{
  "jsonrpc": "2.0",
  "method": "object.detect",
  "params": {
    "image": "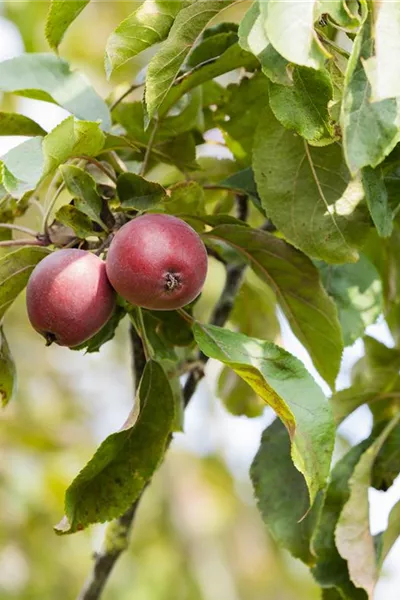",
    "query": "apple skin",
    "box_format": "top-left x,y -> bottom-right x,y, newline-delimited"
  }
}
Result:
26,249 -> 116,347
106,214 -> 208,310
